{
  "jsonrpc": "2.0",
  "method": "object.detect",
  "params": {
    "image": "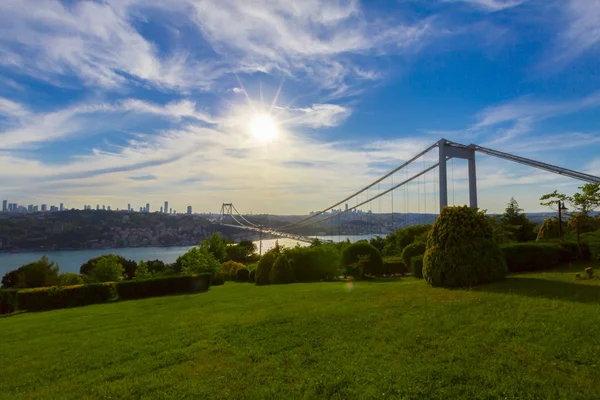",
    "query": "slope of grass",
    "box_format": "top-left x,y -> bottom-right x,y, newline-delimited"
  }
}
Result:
1,264 -> 599,399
